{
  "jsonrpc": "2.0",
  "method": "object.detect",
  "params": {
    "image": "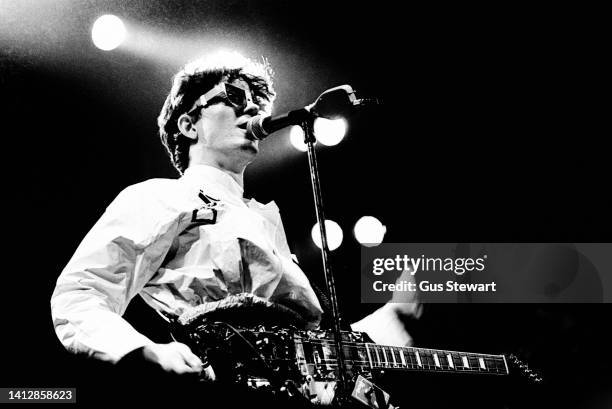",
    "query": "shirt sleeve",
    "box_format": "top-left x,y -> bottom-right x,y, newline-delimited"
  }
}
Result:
50,183 -> 181,363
